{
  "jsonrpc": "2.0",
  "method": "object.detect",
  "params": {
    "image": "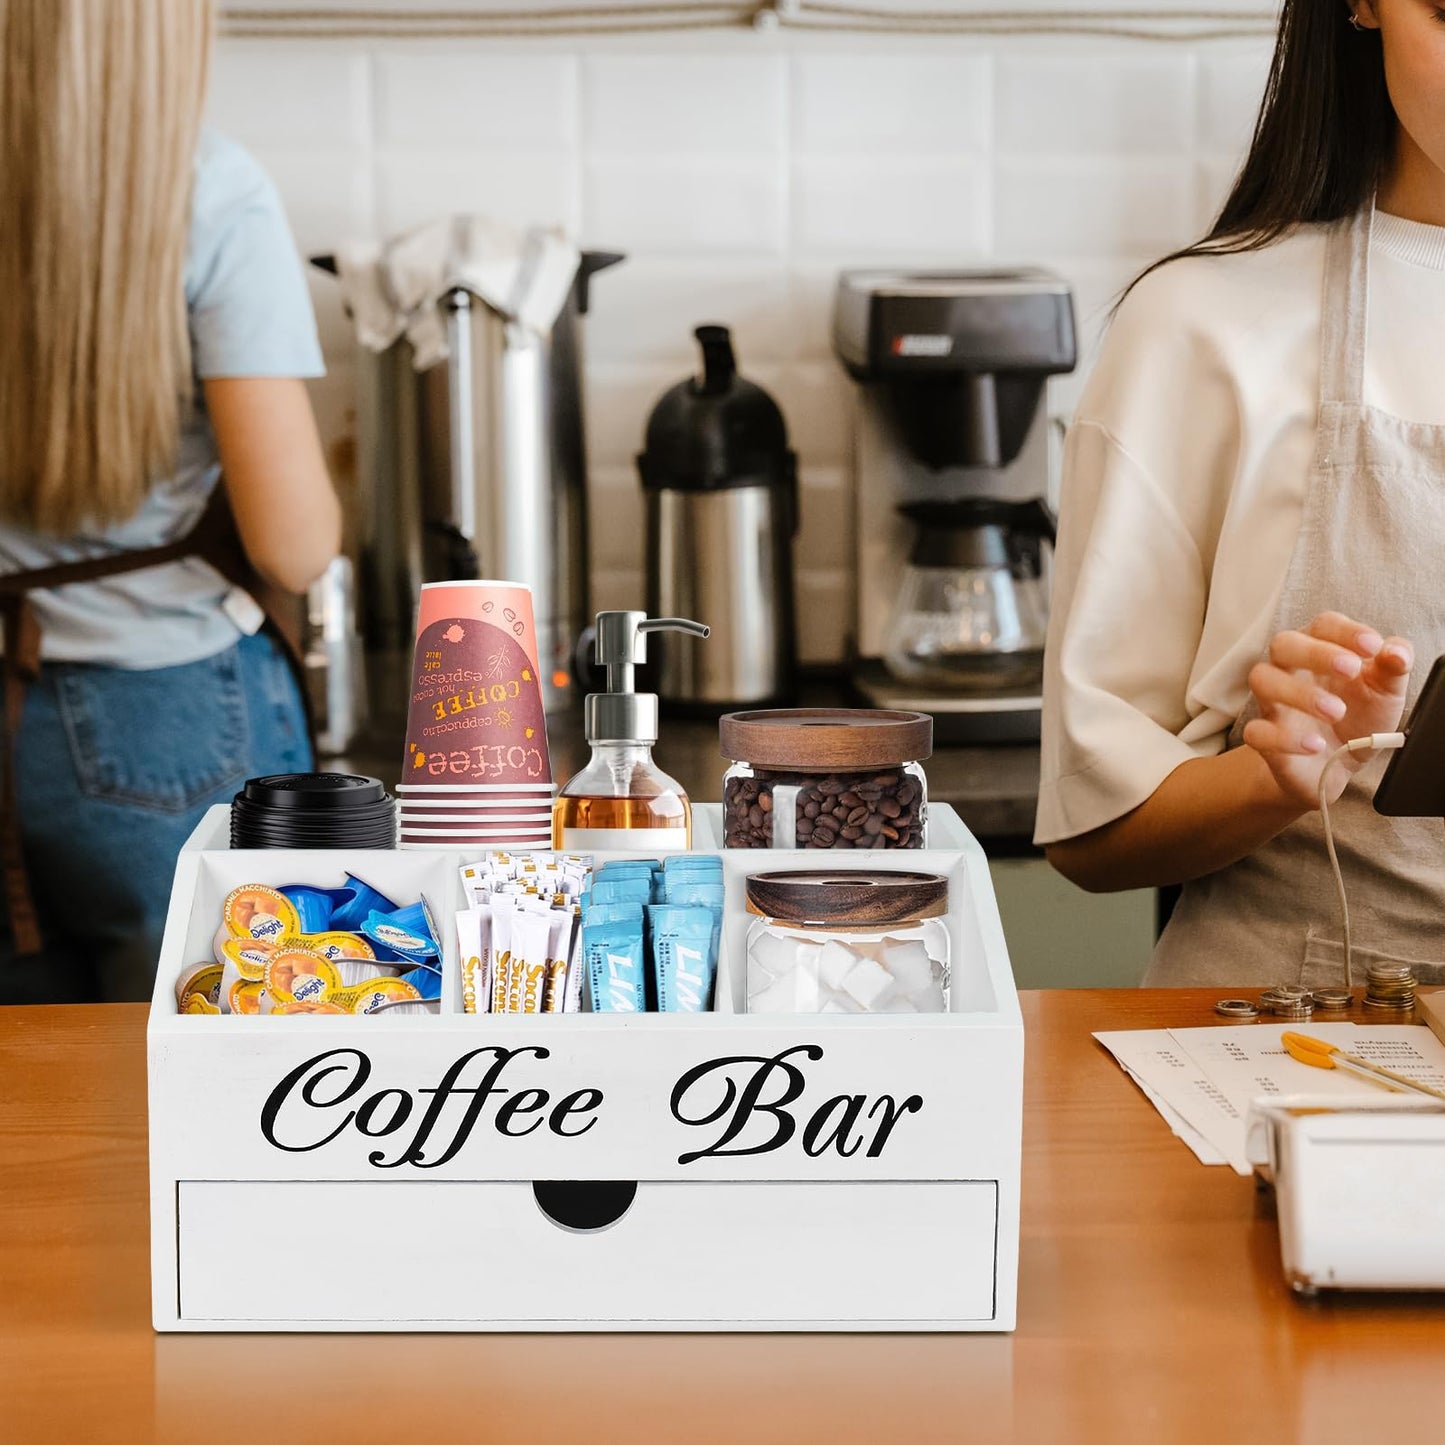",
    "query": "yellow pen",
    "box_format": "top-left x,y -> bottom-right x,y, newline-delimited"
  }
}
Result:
1280,1031 -> 1445,1103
